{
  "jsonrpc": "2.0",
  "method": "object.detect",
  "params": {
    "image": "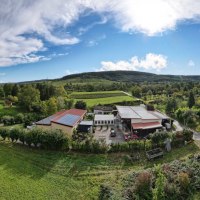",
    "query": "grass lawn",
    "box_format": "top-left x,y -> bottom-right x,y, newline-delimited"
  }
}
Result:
0,105 -> 25,117
0,141 -> 199,200
75,96 -> 135,107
